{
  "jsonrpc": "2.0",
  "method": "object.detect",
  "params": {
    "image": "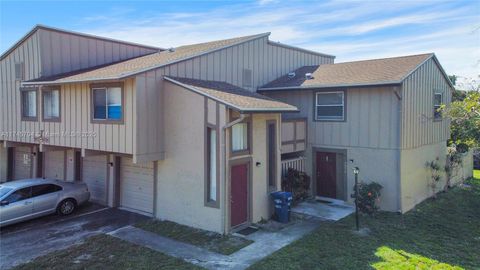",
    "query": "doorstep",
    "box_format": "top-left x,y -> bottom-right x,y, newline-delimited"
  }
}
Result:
291,199 -> 354,221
